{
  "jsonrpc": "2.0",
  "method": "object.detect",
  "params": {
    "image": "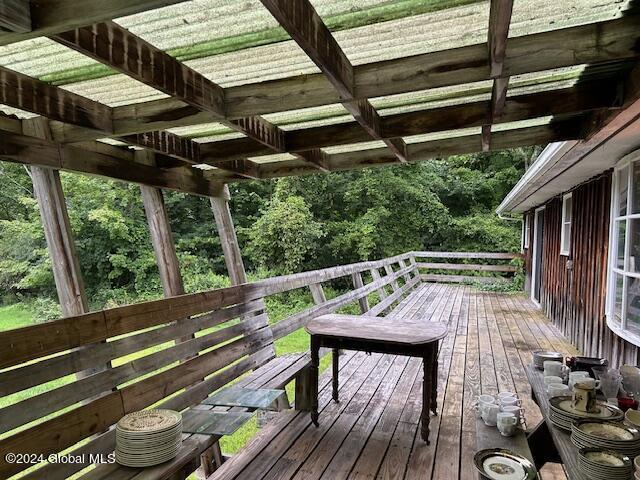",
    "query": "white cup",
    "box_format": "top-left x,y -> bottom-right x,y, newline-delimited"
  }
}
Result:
544,361 -> 569,378
497,412 -> 517,437
501,405 -> 524,426
547,383 -> 570,398
499,396 -> 522,407
474,394 -> 495,418
497,392 -> 517,402
481,403 -> 500,427
544,376 -> 563,386
569,371 -> 589,389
